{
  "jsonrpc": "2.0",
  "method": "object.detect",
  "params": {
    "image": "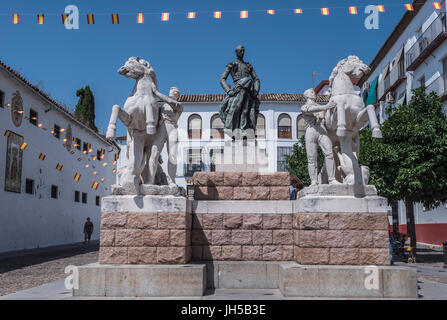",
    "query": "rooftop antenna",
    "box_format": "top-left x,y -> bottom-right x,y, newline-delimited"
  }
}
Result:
312,71 -> 321,88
